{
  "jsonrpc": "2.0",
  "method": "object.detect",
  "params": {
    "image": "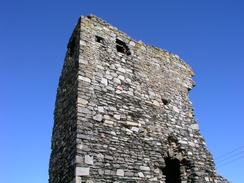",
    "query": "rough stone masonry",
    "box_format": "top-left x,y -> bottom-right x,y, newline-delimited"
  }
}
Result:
49,15 -> 229,183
